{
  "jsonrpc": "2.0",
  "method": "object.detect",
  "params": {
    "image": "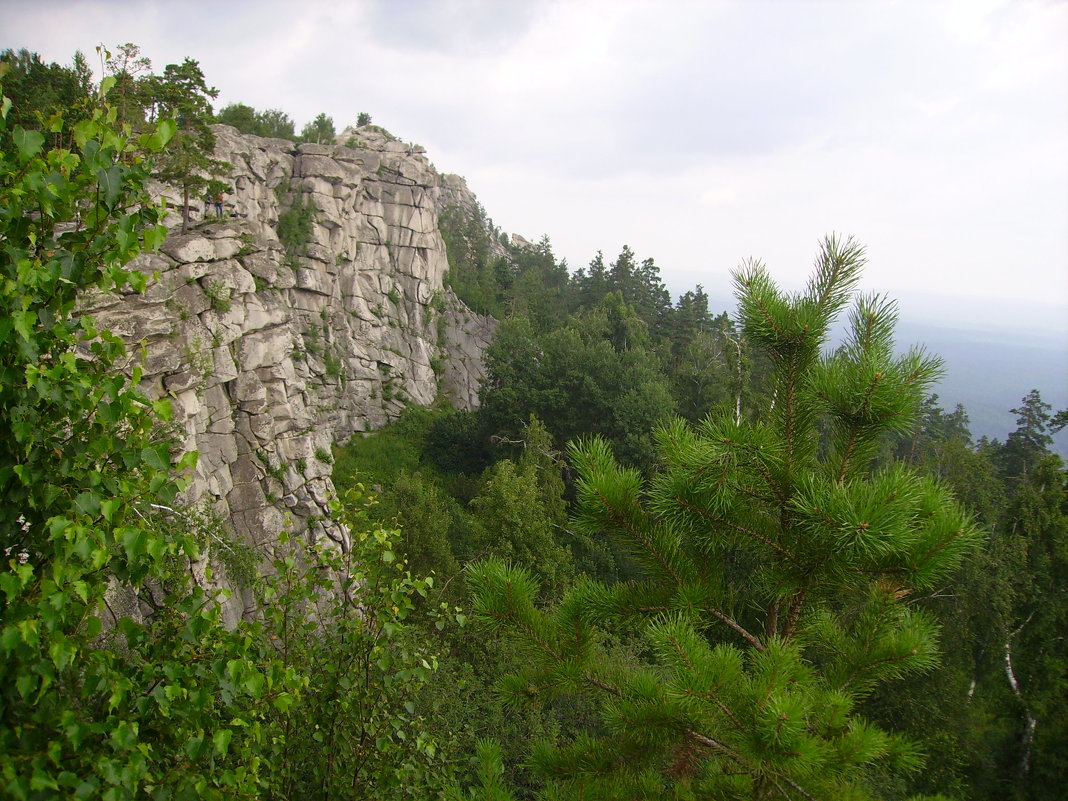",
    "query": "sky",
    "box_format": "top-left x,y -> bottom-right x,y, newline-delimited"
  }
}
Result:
5,0 -> 1068,335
